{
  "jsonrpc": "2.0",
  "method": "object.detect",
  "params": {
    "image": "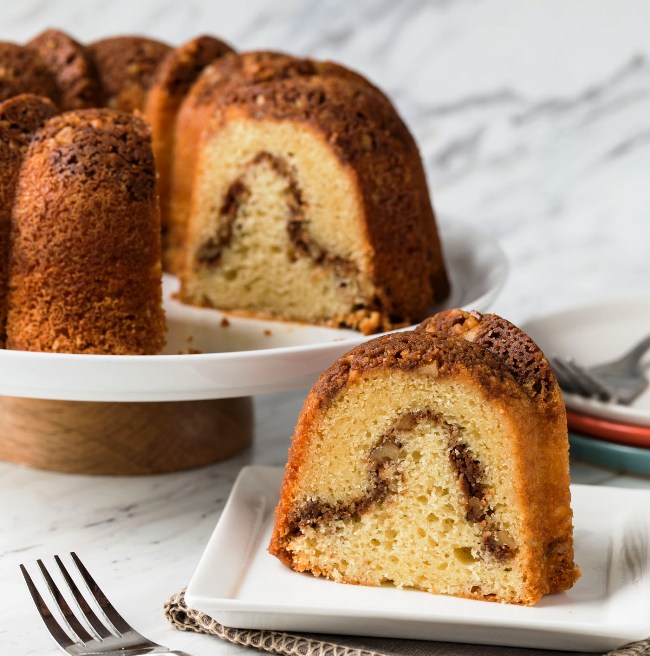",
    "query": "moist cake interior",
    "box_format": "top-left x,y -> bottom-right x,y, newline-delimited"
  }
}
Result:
281,369 -> 531,601
184,119 -> 379,330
